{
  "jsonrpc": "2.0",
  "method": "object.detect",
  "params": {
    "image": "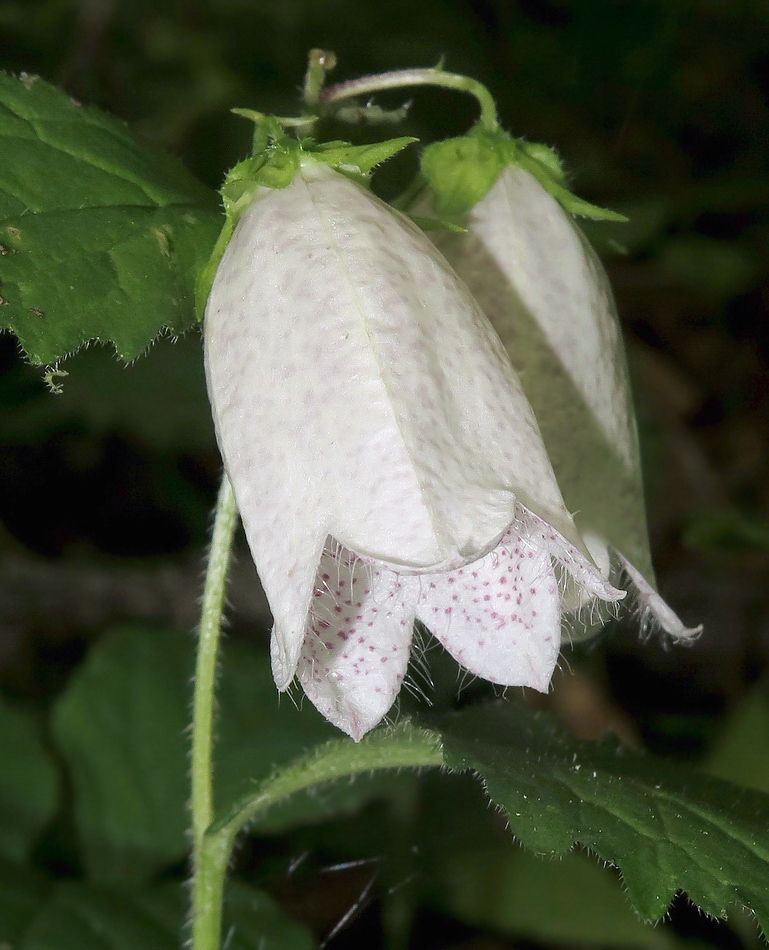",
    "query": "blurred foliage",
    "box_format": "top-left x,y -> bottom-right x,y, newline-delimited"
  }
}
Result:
1,0 -> 769,947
